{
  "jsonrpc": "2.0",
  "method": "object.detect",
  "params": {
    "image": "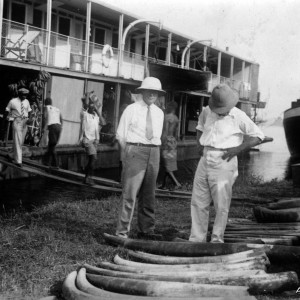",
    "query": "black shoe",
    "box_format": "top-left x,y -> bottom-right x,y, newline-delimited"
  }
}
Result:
137,232 -> 163,241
